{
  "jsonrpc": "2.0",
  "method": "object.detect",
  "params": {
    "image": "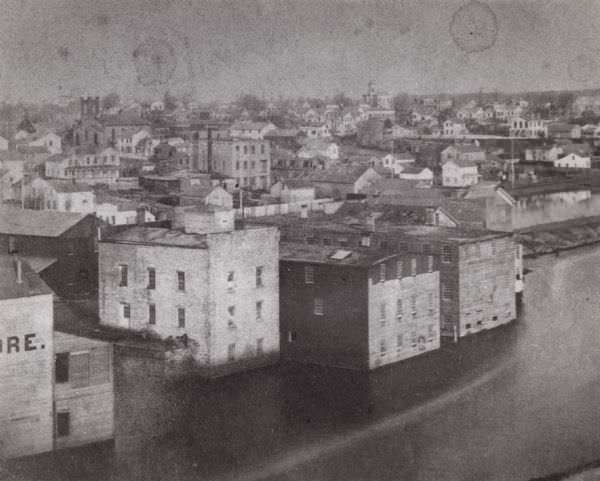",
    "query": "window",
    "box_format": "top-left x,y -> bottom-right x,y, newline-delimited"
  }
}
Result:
442,245 -> 453,263
119,265 -> 128,287
397,334 -> 404,350
314,298 -> 324,316
256,301 -> 263,320
398,242 -> 408,252
56,411 -> 70,437
442,284 -> 453,301
256,266 -> 264,287
177,308 -> 186,328
147,267 -> 156,289
177,271 -> 185,291
304,266 -> 314,284
306,237 -> 316,245
122,303 -> 131,319
322,238 -> 331,246
251,145 -> 256,154
396,299 -> 403,320
491,241 -> 497,256
380,303 -> 386,324
256,338 -> 264,356
261,144 -> 265,154
422,243 -> 432,254
428,292 -> 434,313
427,256 -> 434,273
8,236 -> 16,254
380,339 -> 386,357
55,353 -> 69,383
360,235 -> 371,247
379,263 -> 386,282
228,343 -> 236,362
411,258 -> 417,277
396,260 -> 403,278
236,161 -> 240,171
411,295 -> 417,315
288,331 -> 297,342
149,304 -> 156,324
227,305 -> 236,328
